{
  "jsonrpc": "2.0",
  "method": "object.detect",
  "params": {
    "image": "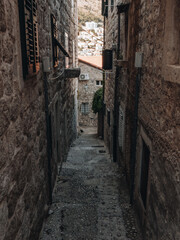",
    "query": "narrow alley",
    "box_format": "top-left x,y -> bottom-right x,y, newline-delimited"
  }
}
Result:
40,128 -> 142,240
